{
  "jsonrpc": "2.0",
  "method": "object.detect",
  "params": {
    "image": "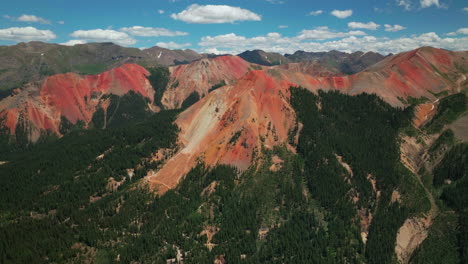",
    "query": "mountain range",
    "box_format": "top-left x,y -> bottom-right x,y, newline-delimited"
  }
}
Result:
0,43 -> 467,264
